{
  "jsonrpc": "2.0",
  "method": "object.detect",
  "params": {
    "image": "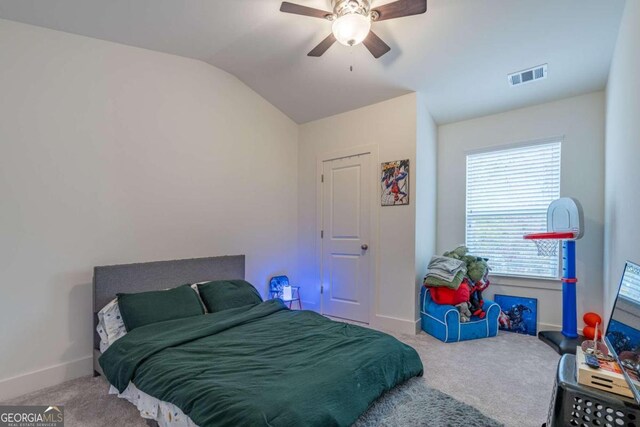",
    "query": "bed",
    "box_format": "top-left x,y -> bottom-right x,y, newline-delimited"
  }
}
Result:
93,255 -> 423,427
